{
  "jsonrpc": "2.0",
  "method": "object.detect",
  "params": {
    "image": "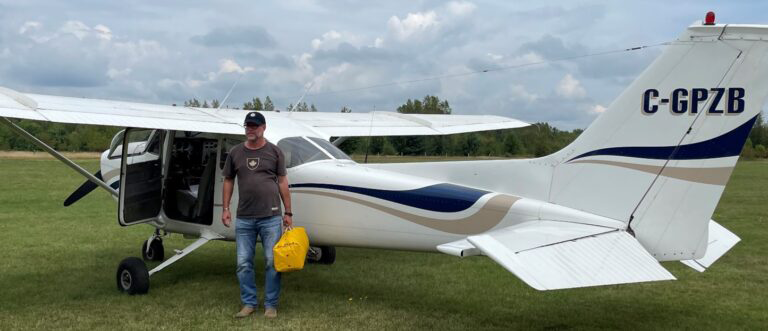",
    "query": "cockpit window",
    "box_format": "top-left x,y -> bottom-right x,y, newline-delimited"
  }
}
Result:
107,130 -> 126,159
108,129 -> 155,159
307,137 -> 352,160
277,137 -> 330,168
